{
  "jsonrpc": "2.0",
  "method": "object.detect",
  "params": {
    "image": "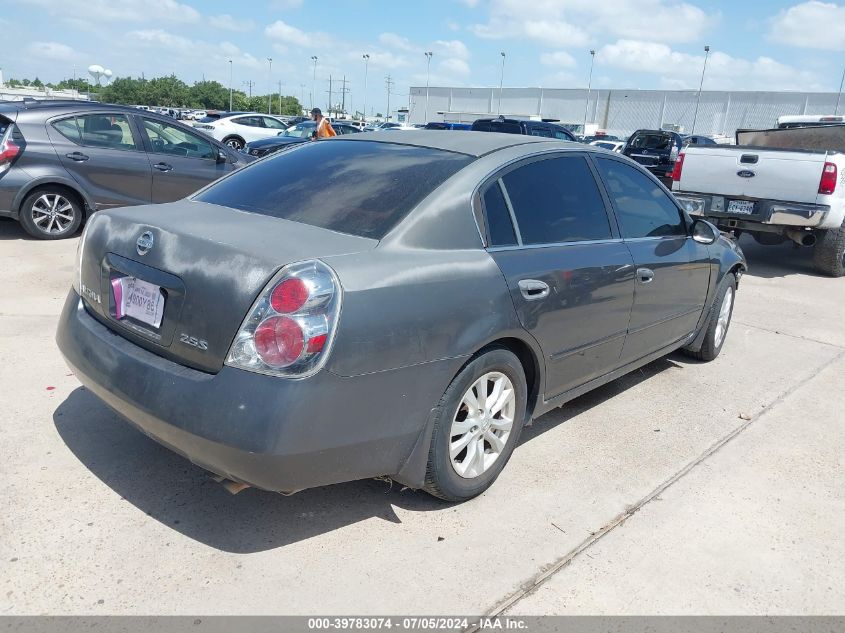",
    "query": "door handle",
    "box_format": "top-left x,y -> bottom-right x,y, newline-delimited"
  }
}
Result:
65,152 -> 89,162
518,279 -> 550,301
636,268 -> 655,284
153,162 -> 173,172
